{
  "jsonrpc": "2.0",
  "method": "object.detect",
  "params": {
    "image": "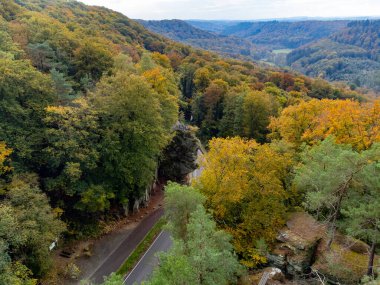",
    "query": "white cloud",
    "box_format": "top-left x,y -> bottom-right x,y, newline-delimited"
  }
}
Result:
78,0 -> 380,20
